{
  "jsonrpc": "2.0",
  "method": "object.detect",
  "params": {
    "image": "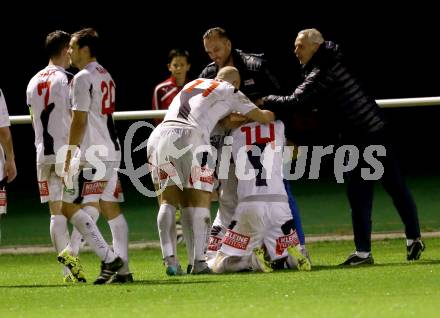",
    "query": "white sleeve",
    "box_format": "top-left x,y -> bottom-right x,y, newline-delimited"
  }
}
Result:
71,72 -> 92,112
228,89 -> 257,115
26,83 -> 32,106
0,89 -> 11,127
